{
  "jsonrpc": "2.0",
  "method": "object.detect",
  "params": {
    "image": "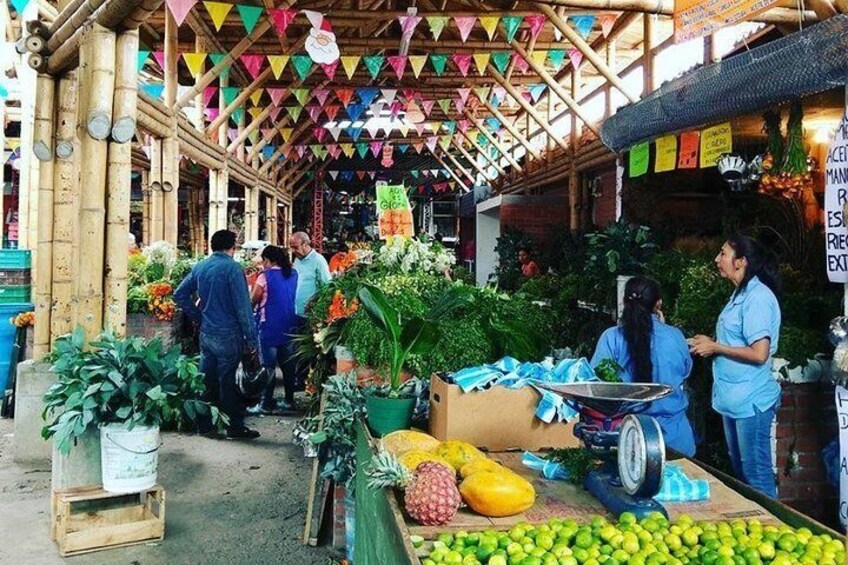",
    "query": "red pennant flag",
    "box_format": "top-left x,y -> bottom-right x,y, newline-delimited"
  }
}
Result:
390,101 -> 402,120
356,171 -> 367,180
599,13 -> 620,38
452,54 -> 472,77
387,55 -> 407,80
267,88 -> 287,106
321,59 -> 339,81
325,104 -> 341,122
269,8 -> 297,35
240,54 -> 265,79
525,14 -> 546,40
335,88 -> 355,108
402,88 -> 418,101
203,86 -> 217,106
313,127 -> 327,142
